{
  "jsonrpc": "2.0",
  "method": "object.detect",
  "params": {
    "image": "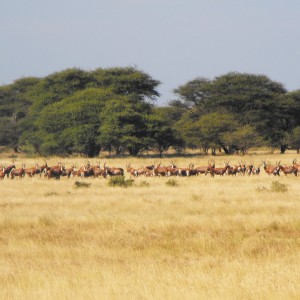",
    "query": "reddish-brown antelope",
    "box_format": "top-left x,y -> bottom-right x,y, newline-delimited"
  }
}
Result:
292,159 -> 300,175
194,160 -> 215,176
153,163 -> 168,177
279,162 -> 297,176
23,162 -> 40,178
62,163 -> 77,178
45,162 -> 65,180
35,160 -> 48,177
10,163 -> 26,179
104,162 -> 124,177
0,166 -> 5,180
126,163 -> 139,178
226,163 -> 240,176
3,162 -> 16,178
210,161 -> 230,177
262,160 -> 280,176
